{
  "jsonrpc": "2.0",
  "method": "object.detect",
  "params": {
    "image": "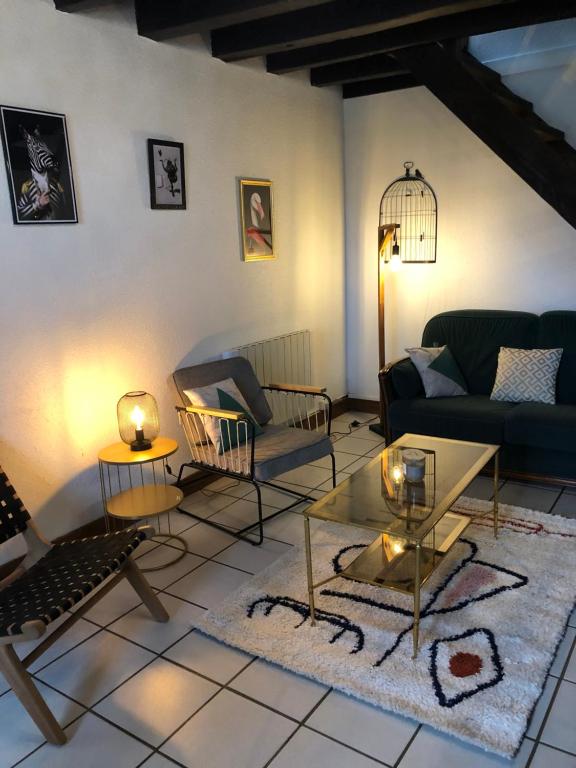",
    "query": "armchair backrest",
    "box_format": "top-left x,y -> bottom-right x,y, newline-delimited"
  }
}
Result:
172,356 -> 273,425
0,467 -> 30,544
